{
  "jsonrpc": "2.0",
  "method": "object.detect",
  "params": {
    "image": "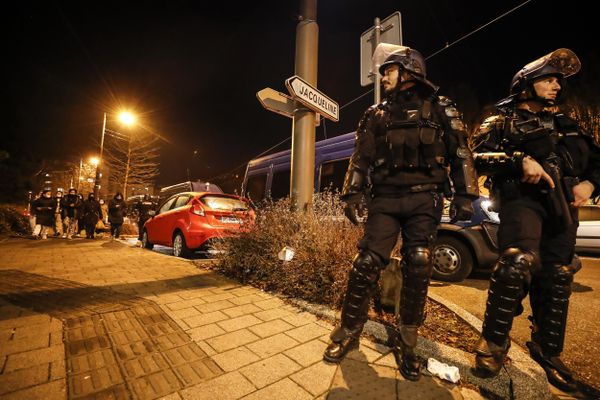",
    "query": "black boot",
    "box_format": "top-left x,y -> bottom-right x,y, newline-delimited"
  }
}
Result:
473,336 -> 510,378
526,341 -> 577,392
323,326 -> 359,363
323,251 -> 382,363
395,325 -> 421,381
